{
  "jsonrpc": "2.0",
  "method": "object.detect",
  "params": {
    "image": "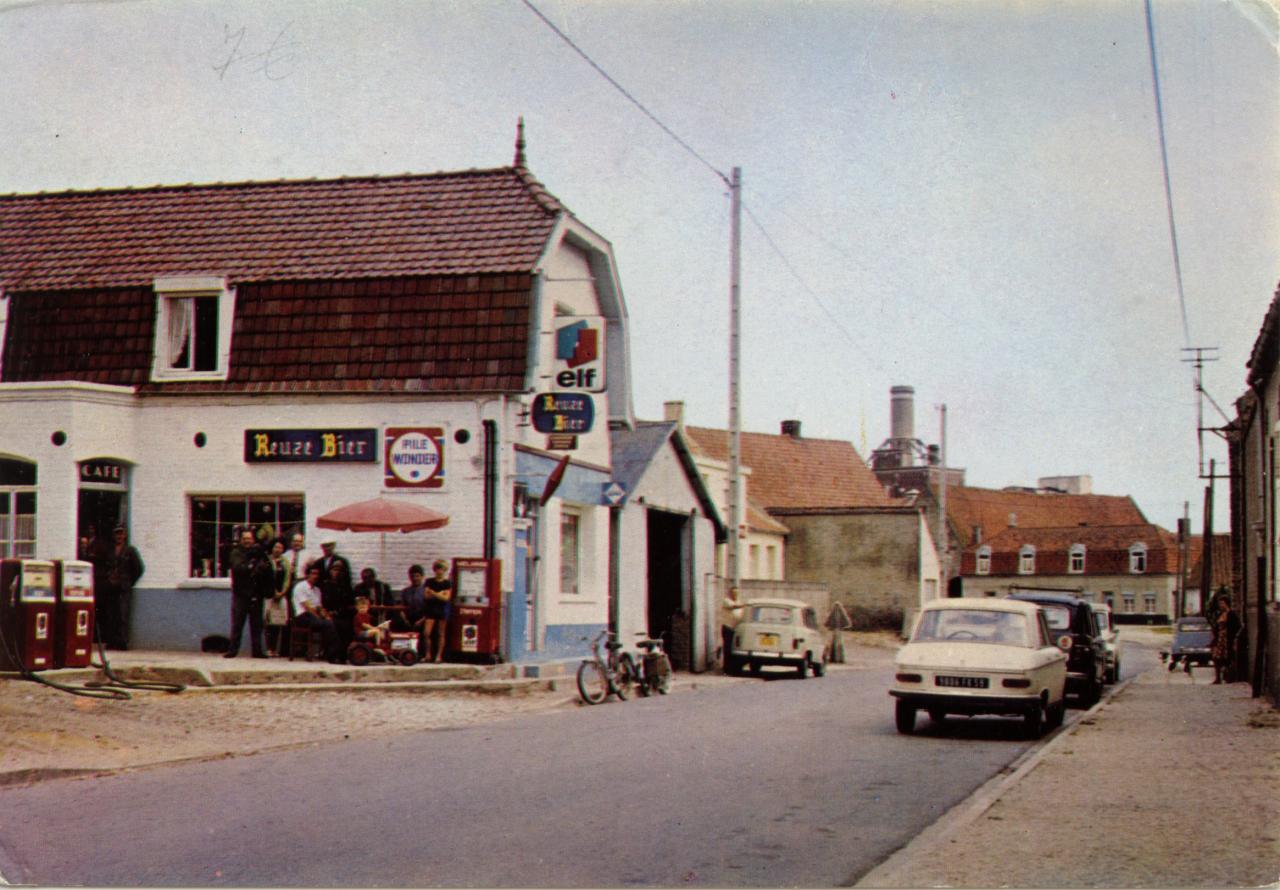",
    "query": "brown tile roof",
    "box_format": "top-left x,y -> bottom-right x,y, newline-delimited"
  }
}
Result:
1188,533 -> 1232,590
747,502 -> 789,535
3,274 -> 533,393
684,426 -> 892,511
945,485 -> 1147,548
964,523 -> 1186,576
0,167 -> 563,291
